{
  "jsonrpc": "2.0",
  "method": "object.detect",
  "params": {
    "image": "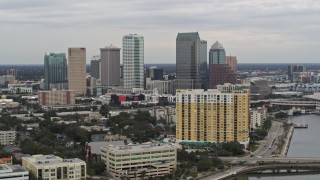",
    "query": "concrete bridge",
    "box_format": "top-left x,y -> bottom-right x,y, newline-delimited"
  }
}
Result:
220,157 -> 320,163
270,99 -> 317,107
200,157 -> 320,180
237,163 -> 320,174
212,163 -> 320,180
